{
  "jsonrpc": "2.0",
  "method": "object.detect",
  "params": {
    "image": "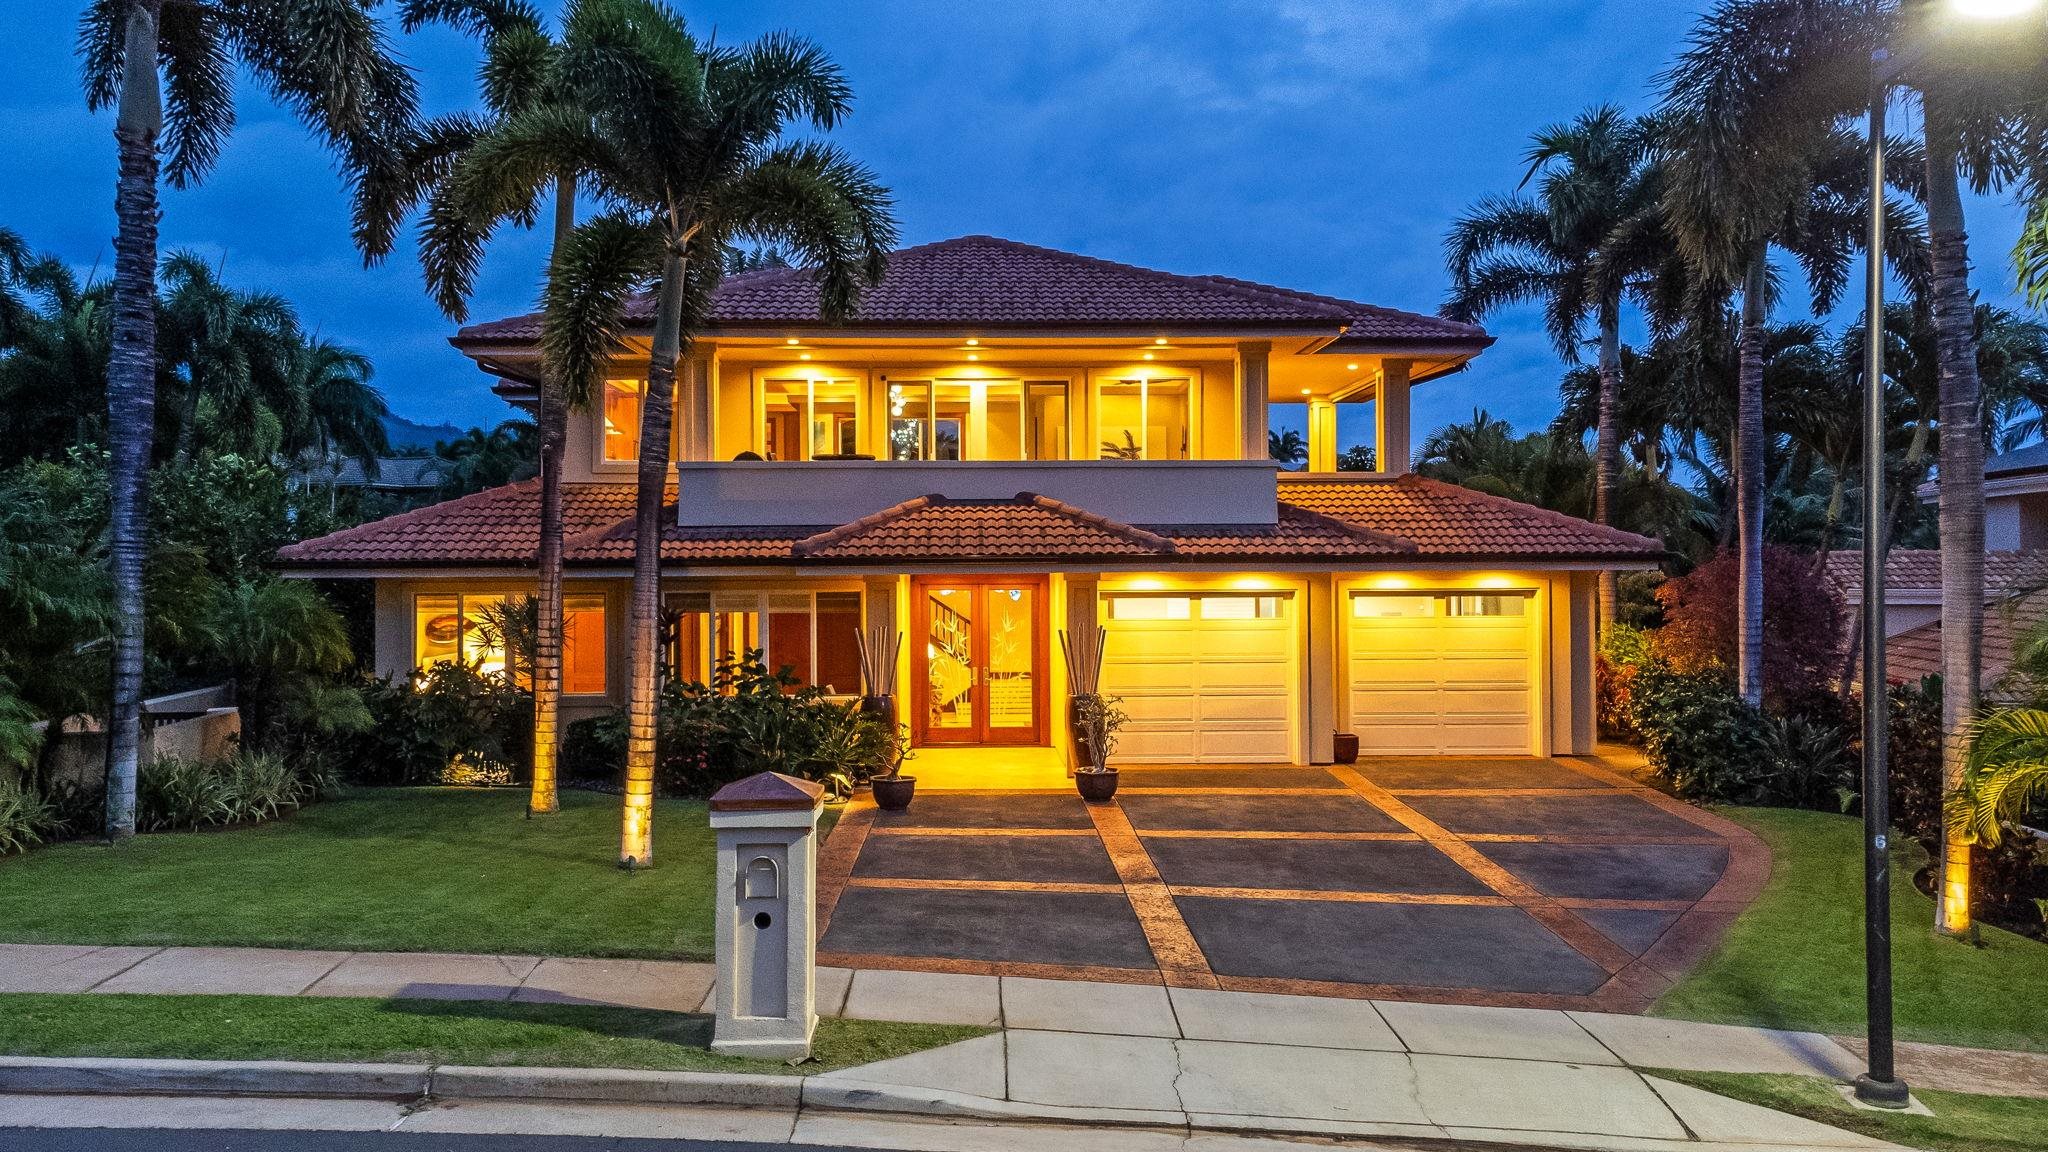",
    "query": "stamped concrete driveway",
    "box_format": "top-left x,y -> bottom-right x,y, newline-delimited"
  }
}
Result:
815,756 -> 1767,1012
